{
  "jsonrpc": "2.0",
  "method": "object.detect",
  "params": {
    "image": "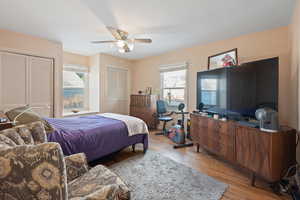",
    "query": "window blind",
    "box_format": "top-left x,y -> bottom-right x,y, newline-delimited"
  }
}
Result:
64,65 -> 89,73
107,66 -> 128,100
159,62 -> 188,72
